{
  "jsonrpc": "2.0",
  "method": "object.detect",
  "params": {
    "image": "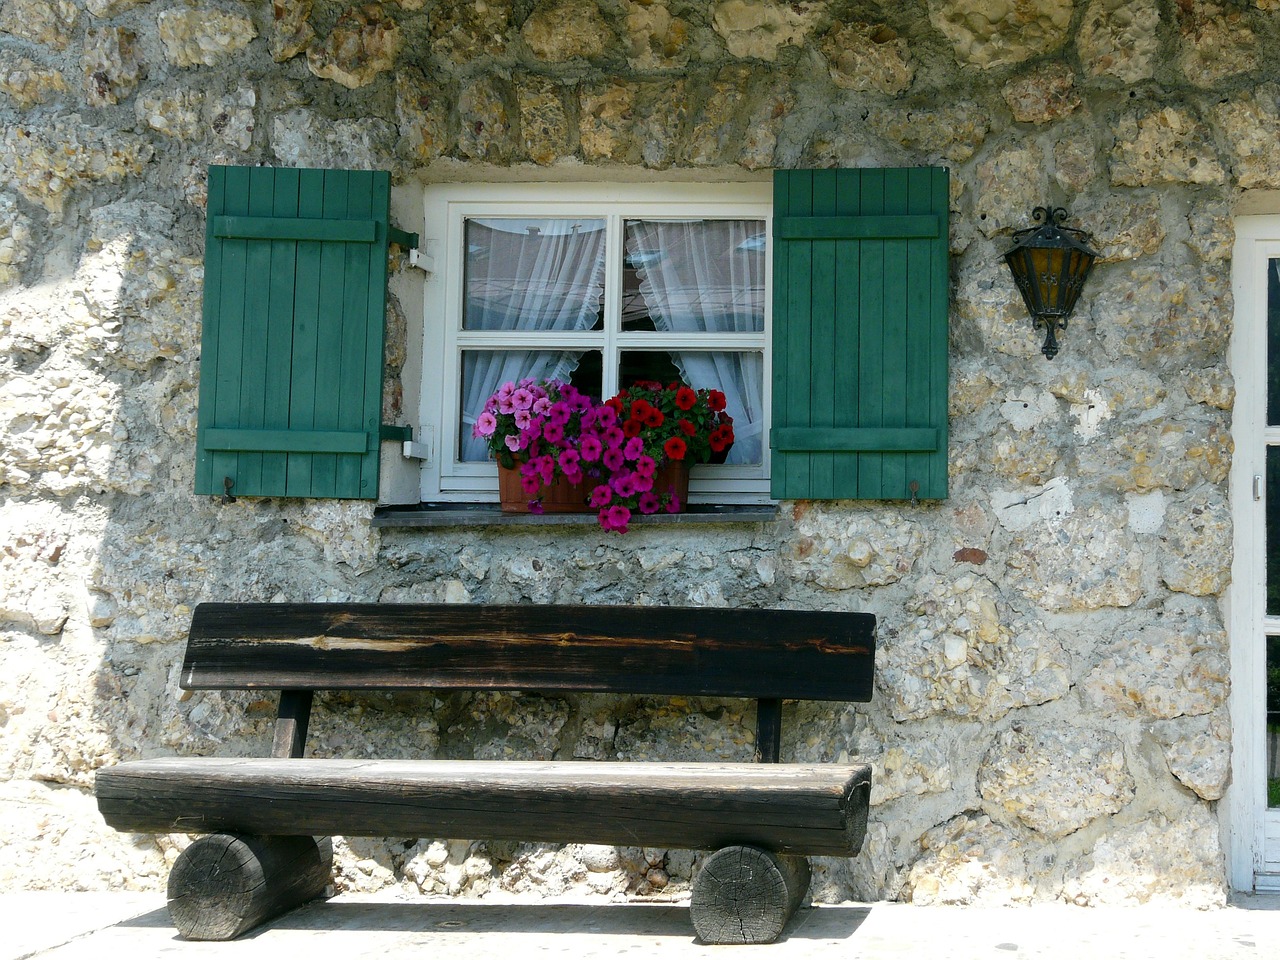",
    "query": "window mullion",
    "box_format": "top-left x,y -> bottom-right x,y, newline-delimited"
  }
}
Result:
602,212 -> 624,399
